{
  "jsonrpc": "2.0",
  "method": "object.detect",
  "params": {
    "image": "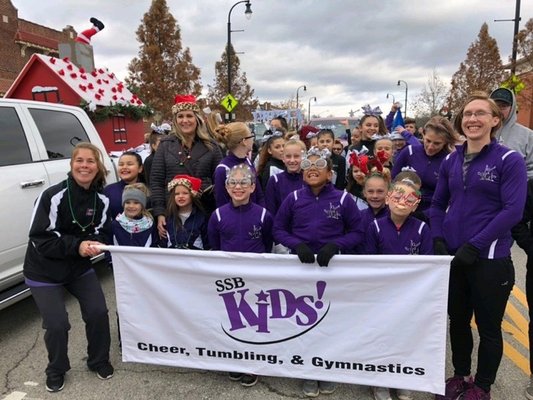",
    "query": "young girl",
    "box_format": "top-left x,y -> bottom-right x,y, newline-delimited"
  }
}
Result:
104,151 -> 145,218
358,111 -> 388,154
374,137 -> 394,168
264,139 -> 306,216
273,148 -> 363,397
366,178 -> 432,400
346,151 -> 370,210
161,174 -> 209,250
208,164 -> 273,387
257,131 -> 286,190
214,122 -> 265,208
317,129 -> 346,190
111,183 -> 157,247
144,128 -> 165,185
